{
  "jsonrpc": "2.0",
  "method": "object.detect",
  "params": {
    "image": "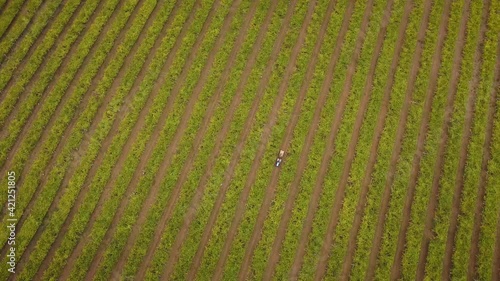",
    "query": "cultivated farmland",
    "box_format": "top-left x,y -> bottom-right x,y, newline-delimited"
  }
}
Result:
0,0 -> 499,280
